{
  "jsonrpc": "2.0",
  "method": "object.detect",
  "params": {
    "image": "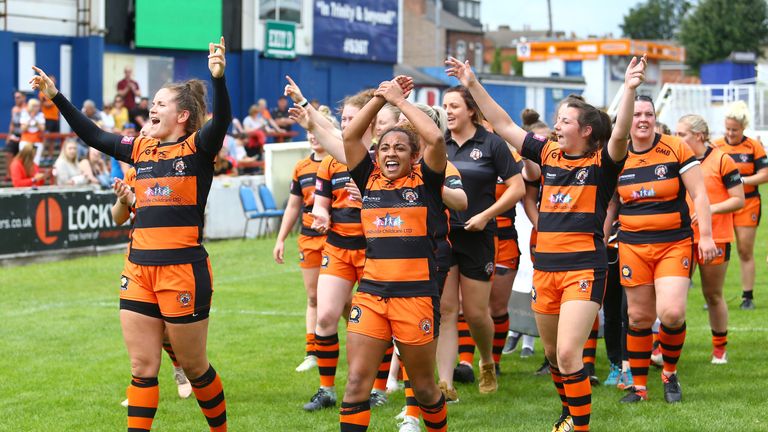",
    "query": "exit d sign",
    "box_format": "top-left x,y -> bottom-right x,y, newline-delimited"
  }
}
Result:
265,20 -> 296,59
